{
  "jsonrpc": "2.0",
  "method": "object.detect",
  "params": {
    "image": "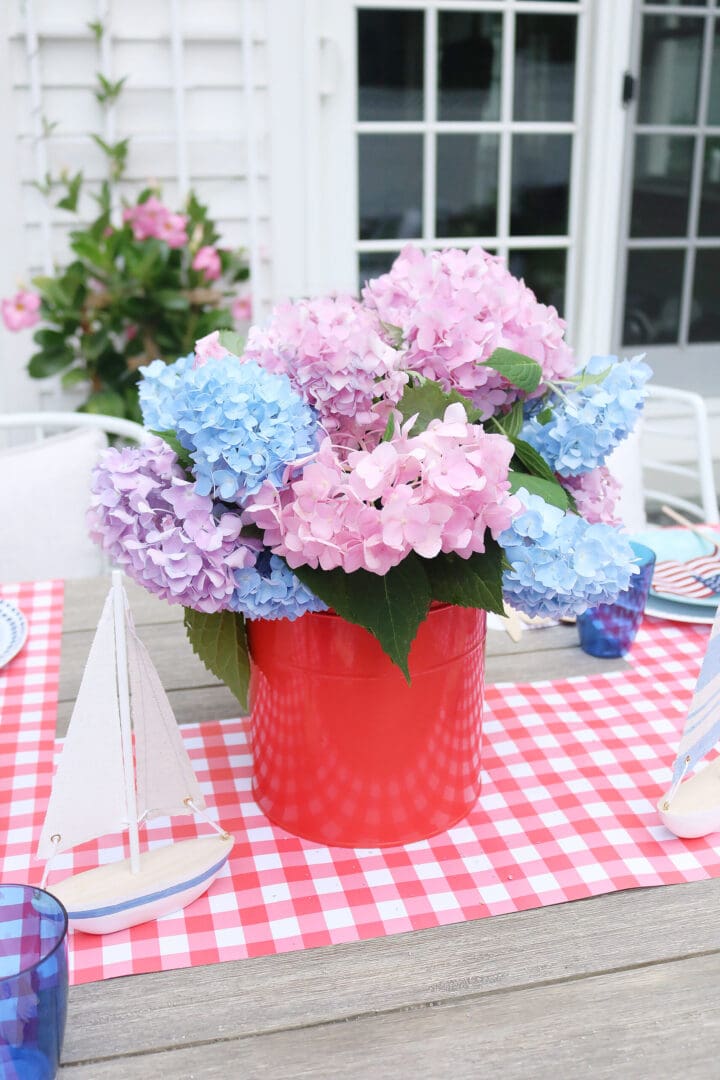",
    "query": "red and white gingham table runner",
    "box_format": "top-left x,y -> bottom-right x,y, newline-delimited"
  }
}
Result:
0,581 -> 63,883
2,584 -> 719,986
